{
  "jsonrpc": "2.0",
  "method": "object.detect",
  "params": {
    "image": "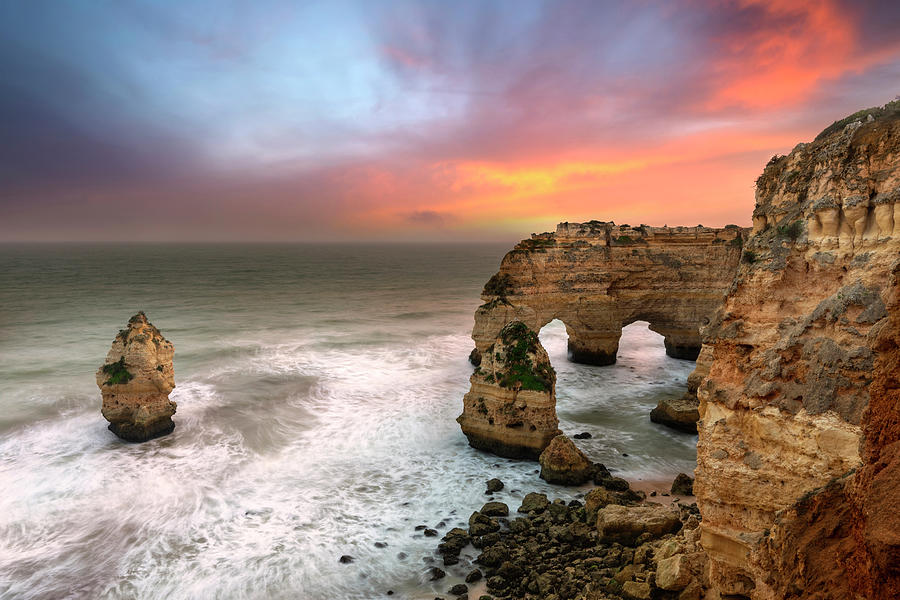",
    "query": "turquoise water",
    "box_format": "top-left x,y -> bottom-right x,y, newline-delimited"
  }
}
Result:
0,244 -> 696,599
